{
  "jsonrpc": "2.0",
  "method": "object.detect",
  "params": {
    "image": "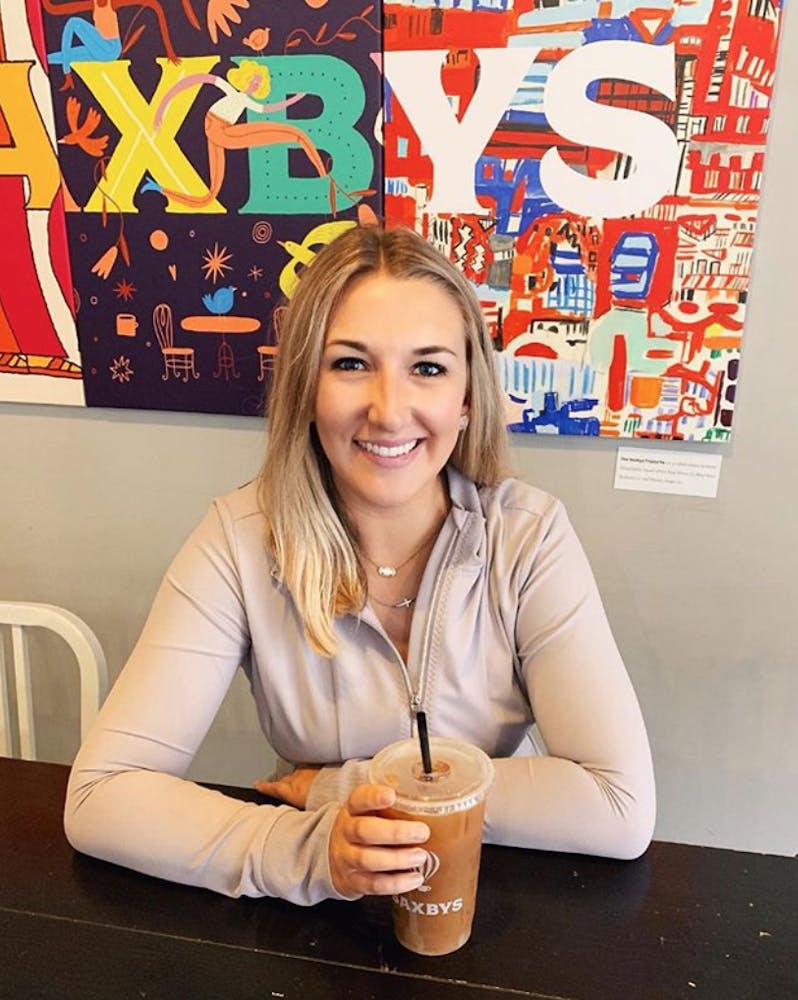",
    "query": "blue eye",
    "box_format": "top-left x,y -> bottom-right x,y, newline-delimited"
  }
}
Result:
331,357 -> 366,371
414,361 -> 446,377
